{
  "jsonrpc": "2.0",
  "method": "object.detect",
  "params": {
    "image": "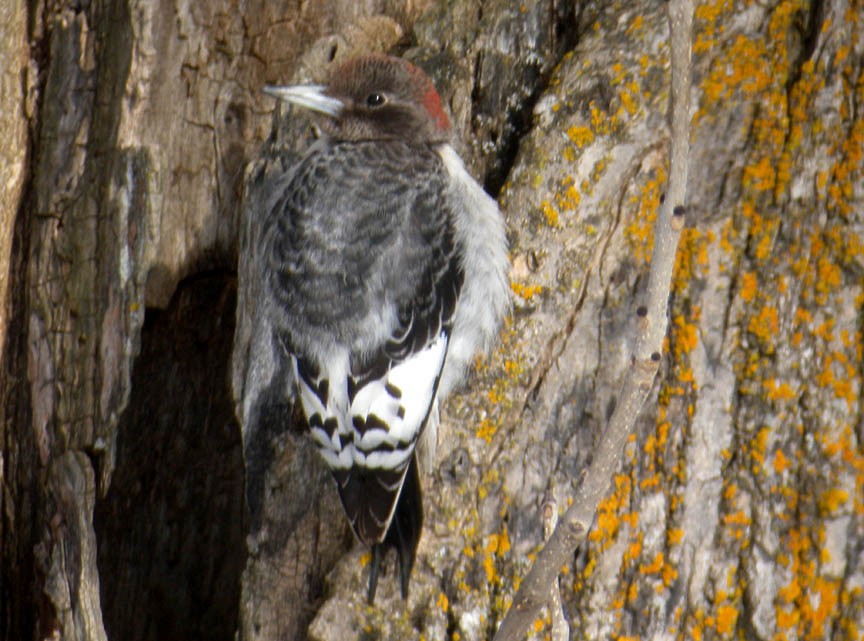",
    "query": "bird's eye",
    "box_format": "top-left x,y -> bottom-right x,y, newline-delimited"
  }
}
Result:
365,93 -> 386,108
